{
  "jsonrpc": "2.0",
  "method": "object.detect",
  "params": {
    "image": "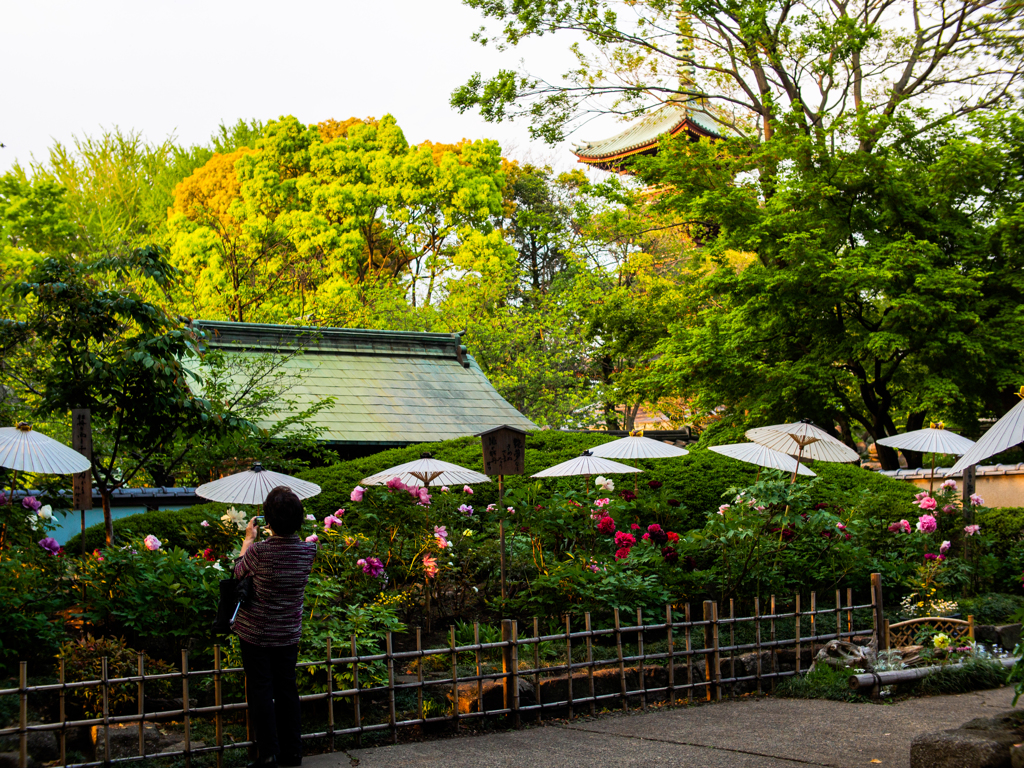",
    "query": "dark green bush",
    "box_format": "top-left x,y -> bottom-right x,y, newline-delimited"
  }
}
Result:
66,503 -> 230,553
0,548 -> 76,674
916,657 -> 1008,695
775,663 -> 869,702
957,592 -> 1024,624
60,635 -> 177,717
